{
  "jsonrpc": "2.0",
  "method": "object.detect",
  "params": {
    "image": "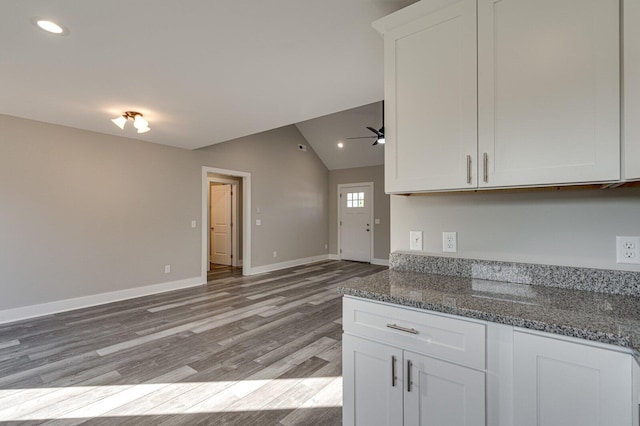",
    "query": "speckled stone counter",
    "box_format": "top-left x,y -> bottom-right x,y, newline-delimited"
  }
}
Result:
337,268 -> 640,354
